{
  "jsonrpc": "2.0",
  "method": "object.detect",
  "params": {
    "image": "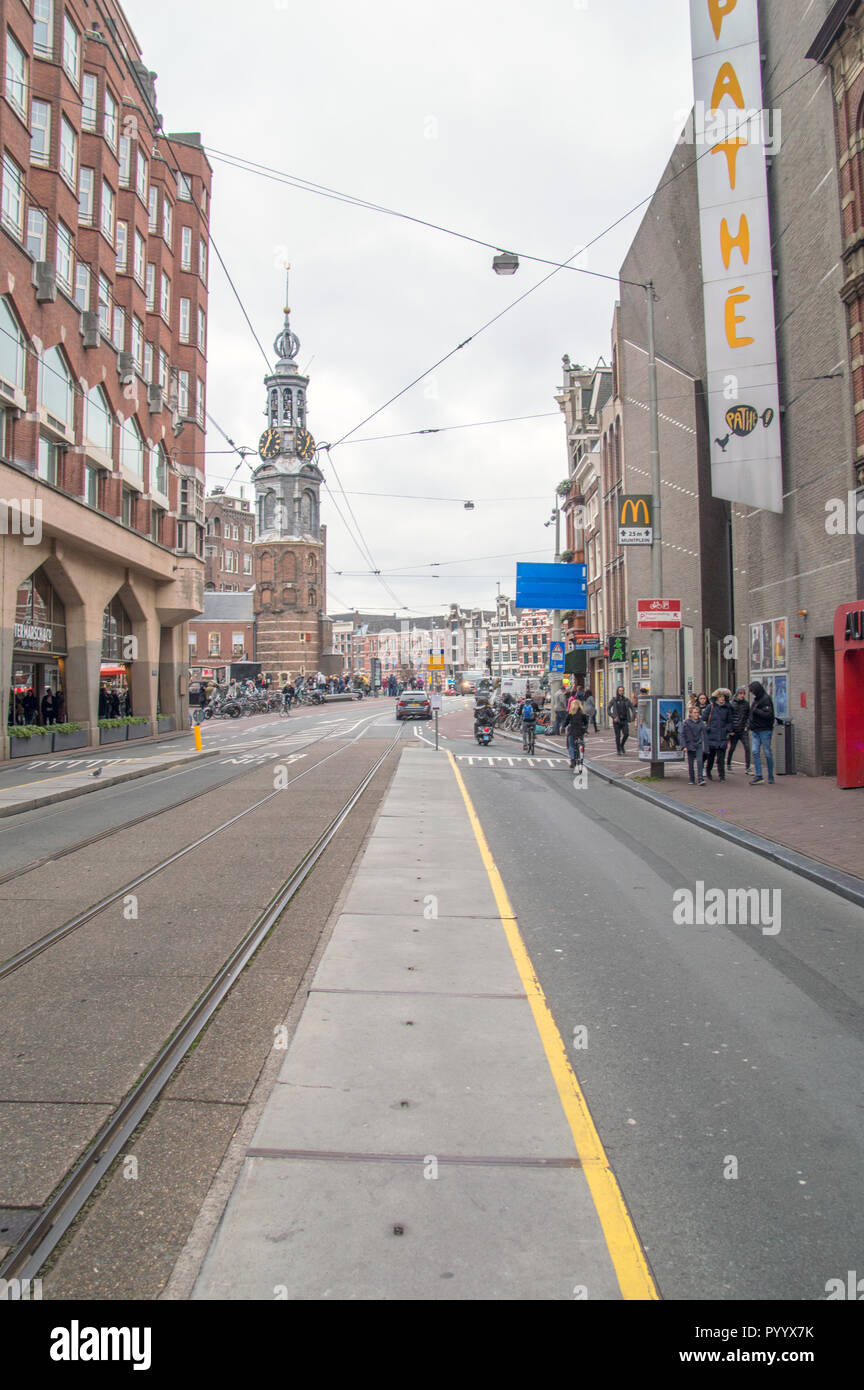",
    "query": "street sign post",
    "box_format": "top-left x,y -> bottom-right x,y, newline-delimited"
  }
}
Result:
637,599 -> 682,629
549,640 -> 565,673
